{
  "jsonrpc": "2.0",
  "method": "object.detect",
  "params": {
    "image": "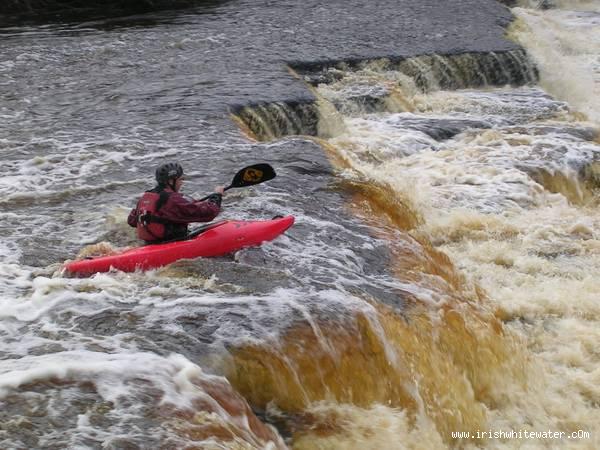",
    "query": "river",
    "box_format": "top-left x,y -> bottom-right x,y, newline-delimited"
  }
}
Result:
0,0 -> 598,449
